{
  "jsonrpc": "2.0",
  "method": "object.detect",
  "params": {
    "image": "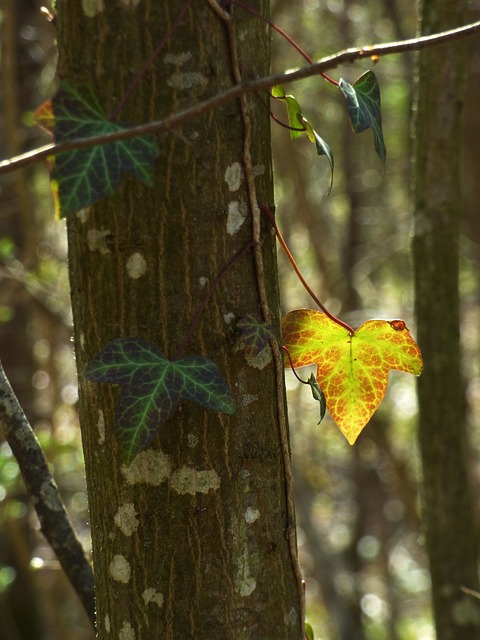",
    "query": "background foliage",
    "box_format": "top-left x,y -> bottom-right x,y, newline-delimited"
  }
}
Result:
0,0 -> 479,638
